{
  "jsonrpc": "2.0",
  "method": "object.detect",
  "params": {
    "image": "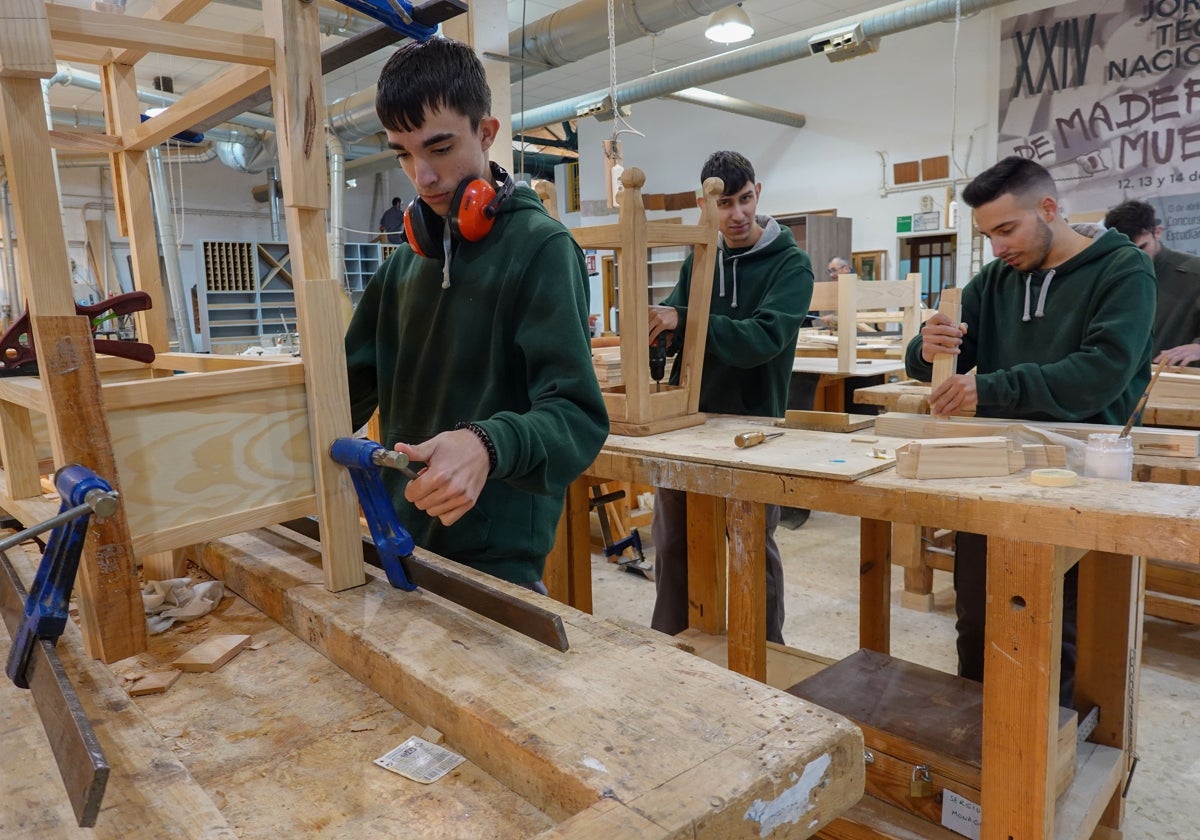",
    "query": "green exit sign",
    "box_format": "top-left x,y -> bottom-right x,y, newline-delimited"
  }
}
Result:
896,215 -> 912,233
